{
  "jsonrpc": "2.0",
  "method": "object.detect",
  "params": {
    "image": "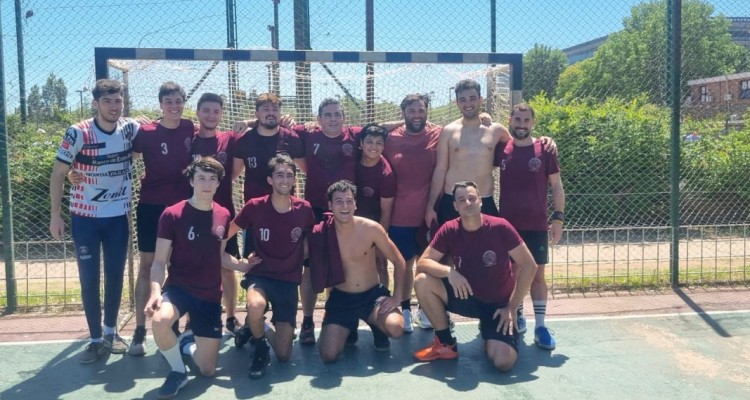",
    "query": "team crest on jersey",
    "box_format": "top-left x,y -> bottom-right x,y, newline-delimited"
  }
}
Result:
482,250 -> 497,267
216,151 -> 228,165
78,246 -> 92,260
291,227 -> 303,242
363,187 -> 375,197
342,143 -> 354,156
215,225 -> 226,240
528,158 -> 541,172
